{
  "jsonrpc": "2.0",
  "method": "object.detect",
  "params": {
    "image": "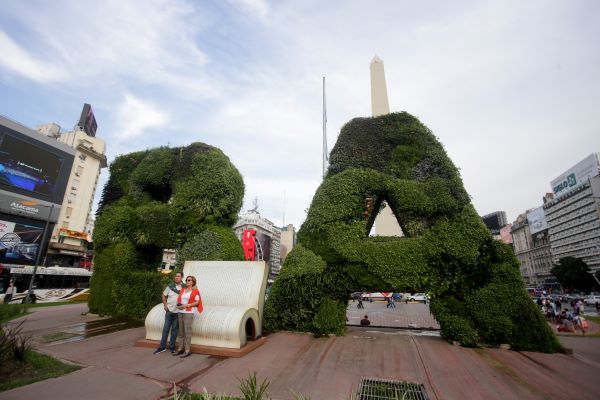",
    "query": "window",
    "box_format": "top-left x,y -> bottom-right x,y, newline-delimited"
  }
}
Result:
68,193 -> 76,203
62,221 -> 69,228
65,207 -> 73,217
76,165 -> 83,176
72,179 -> 80,190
